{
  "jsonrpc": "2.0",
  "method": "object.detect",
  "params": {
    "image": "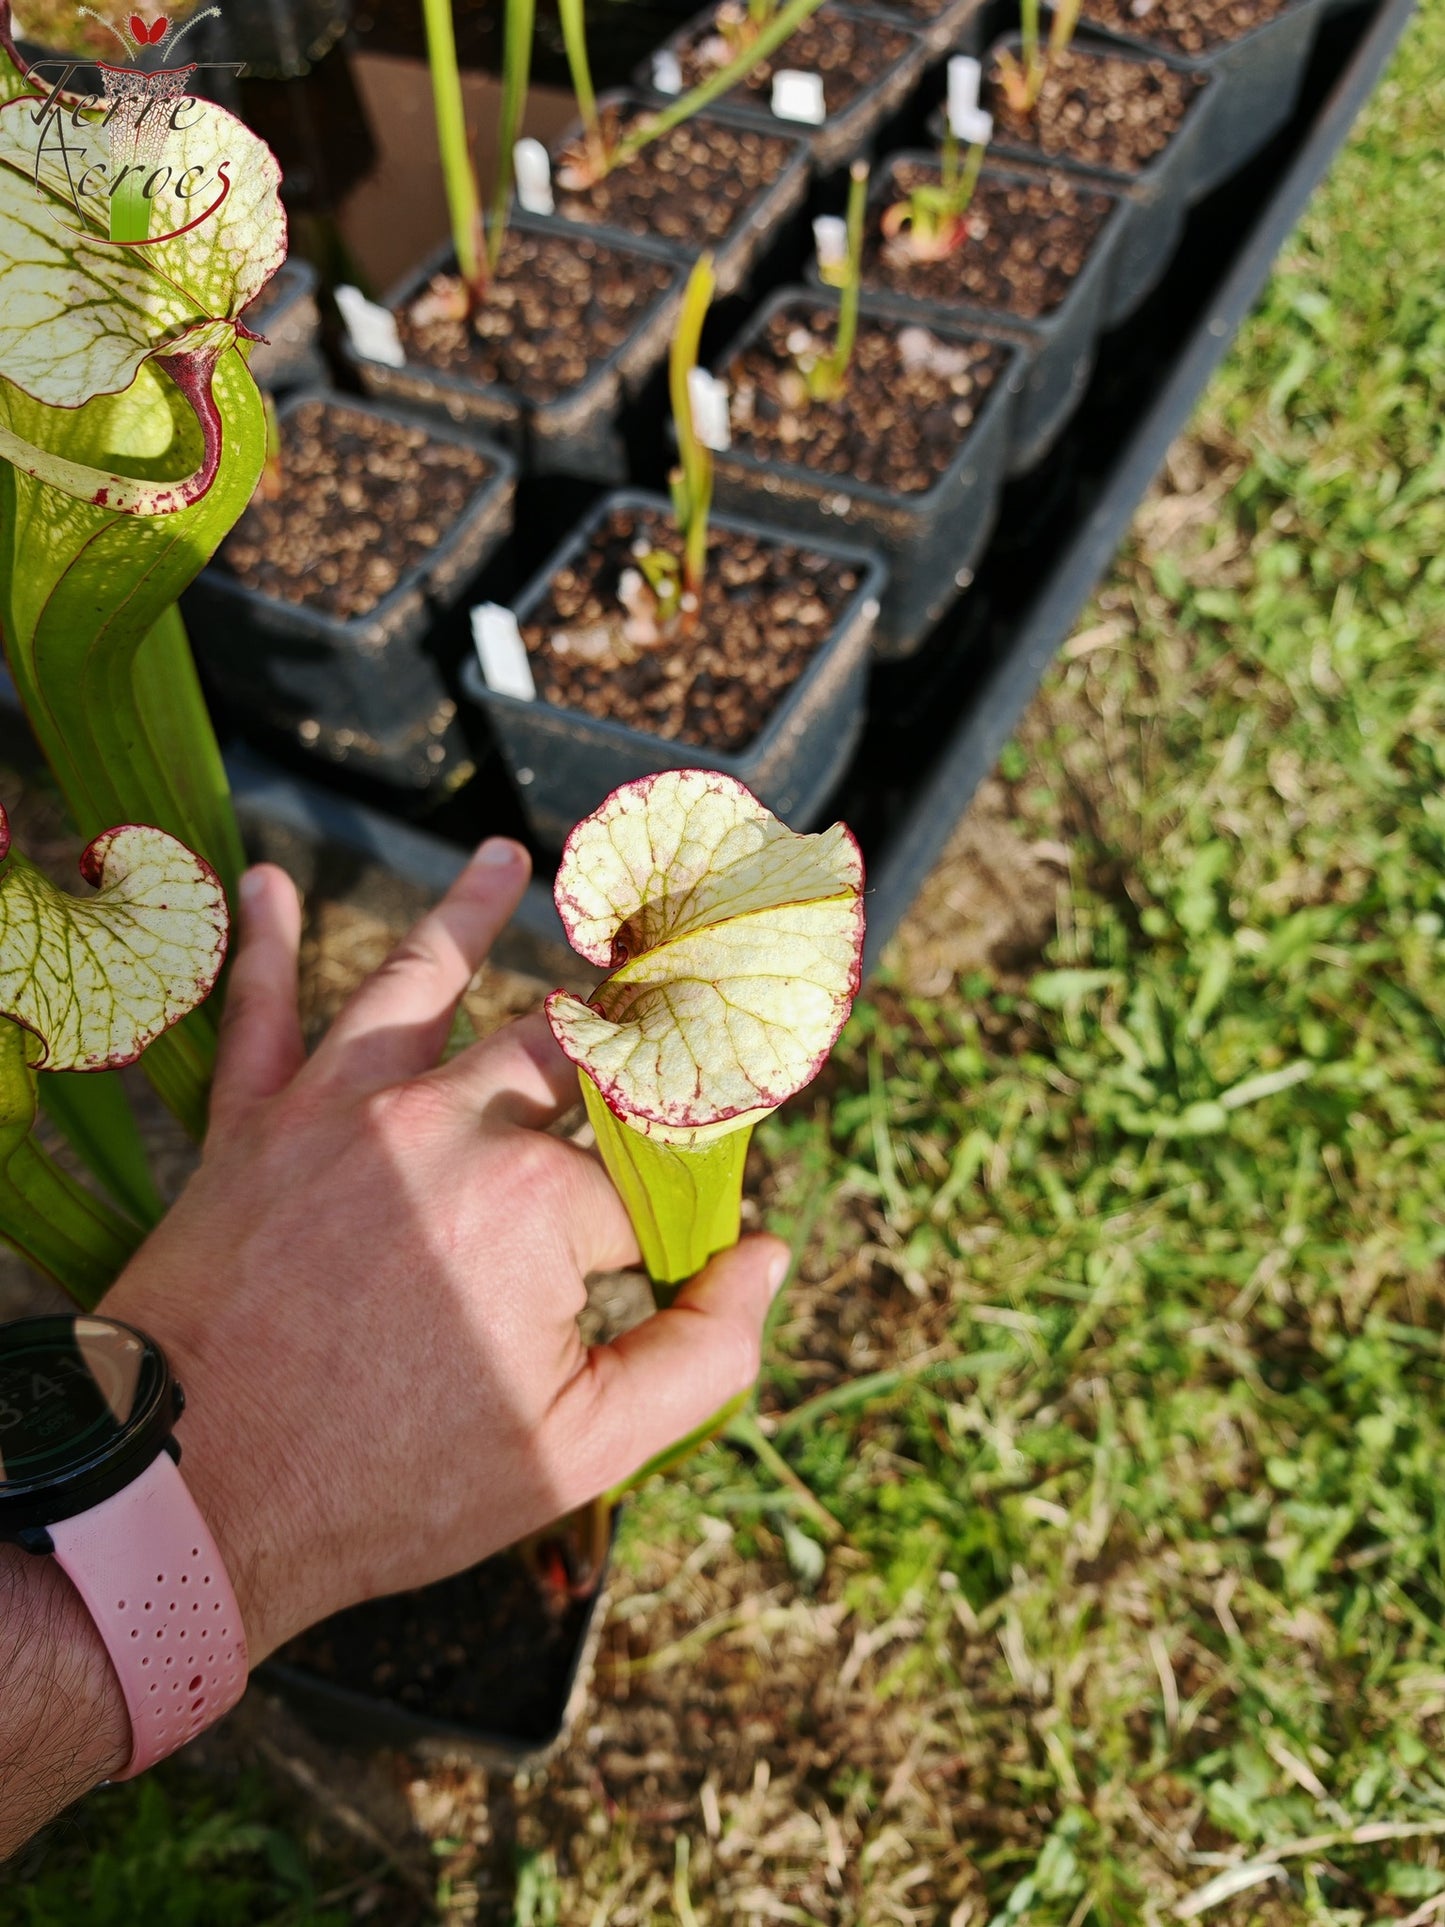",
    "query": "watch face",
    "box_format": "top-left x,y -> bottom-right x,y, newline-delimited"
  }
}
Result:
0,1317 -> 168,1506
